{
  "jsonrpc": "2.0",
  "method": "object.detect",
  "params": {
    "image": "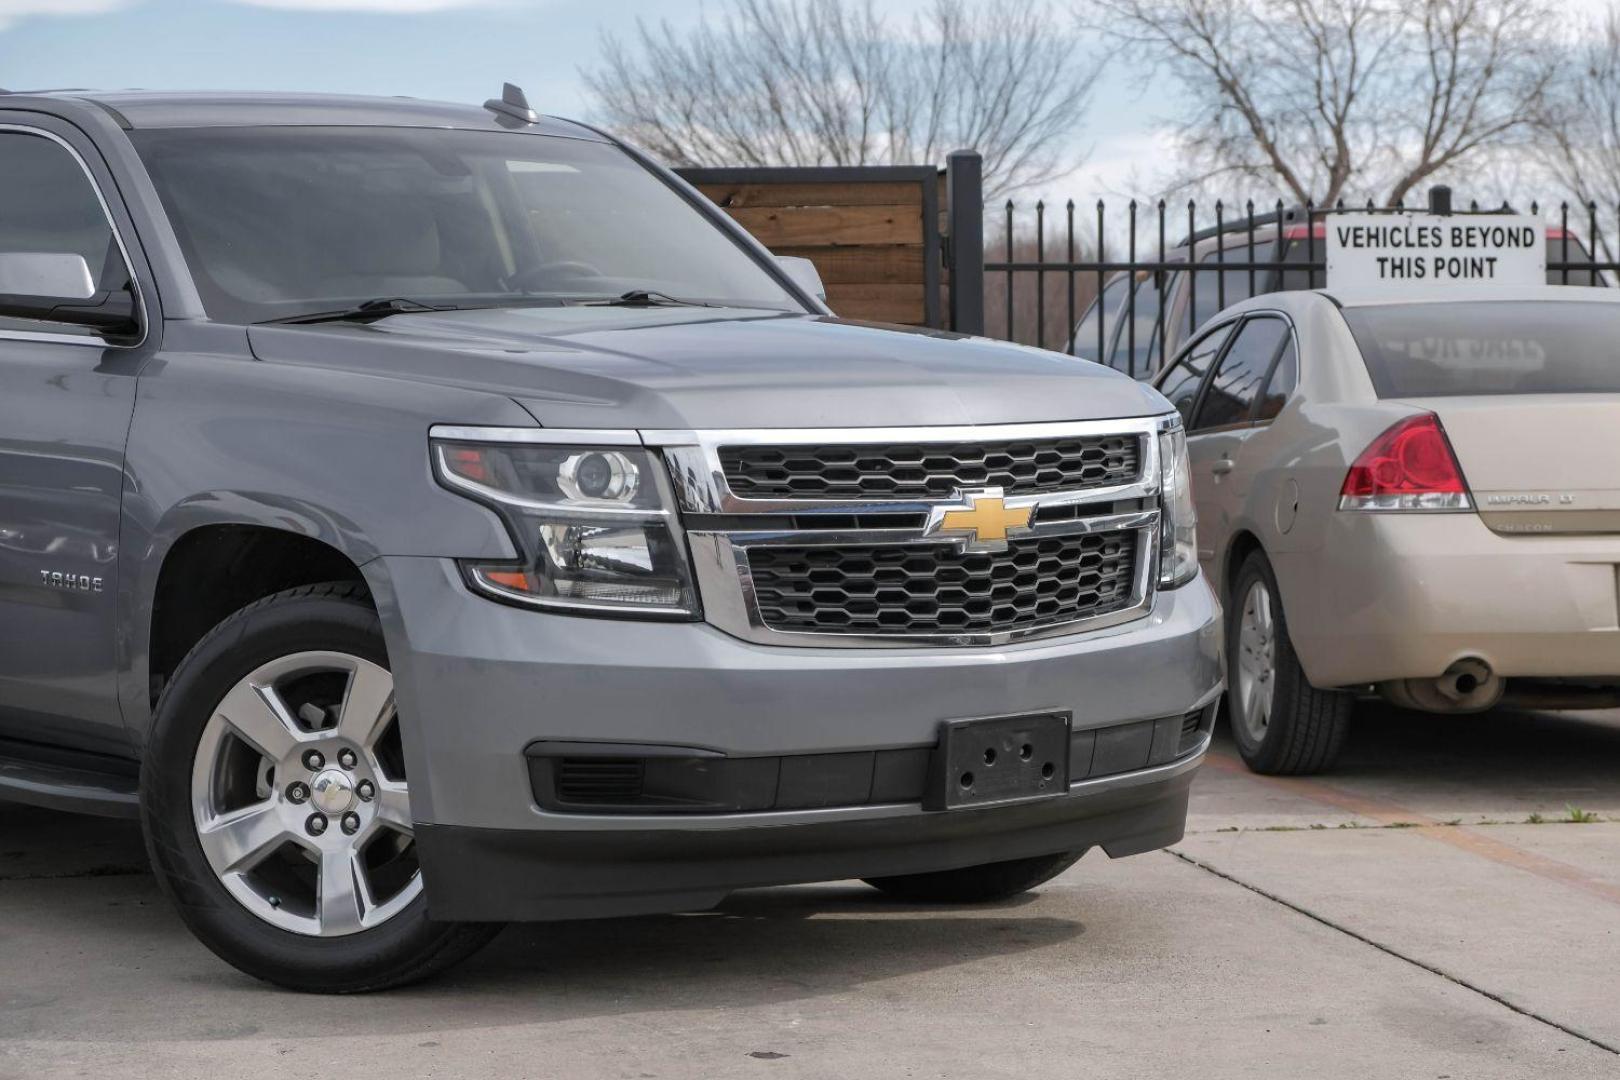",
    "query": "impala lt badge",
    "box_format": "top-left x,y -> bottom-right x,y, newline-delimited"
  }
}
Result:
1485,492 -> 1577,506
